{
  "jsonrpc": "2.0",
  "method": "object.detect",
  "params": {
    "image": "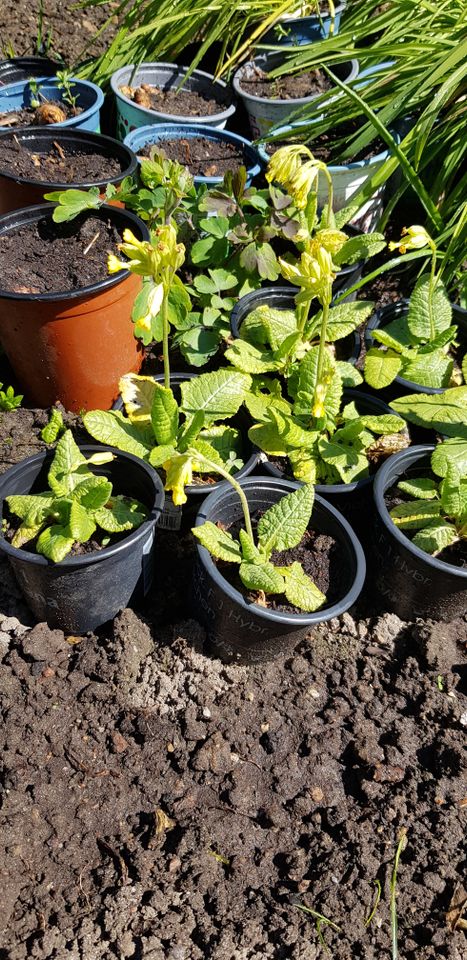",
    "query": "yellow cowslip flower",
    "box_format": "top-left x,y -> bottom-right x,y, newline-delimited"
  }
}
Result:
265,144 -> 307,186
279,244 -> 335,297
312,382 -> 327,419
107,253 -> 127,274
388,224 -> 432,254
163,454 -> 193,506
287,161 -> 320,210
108,224 -> 186,280
312,228 -> 348,257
